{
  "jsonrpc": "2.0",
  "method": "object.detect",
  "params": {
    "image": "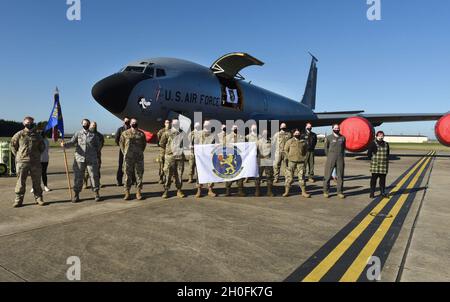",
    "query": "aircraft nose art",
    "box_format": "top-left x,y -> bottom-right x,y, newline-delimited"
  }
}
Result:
92,72 -> 150,114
